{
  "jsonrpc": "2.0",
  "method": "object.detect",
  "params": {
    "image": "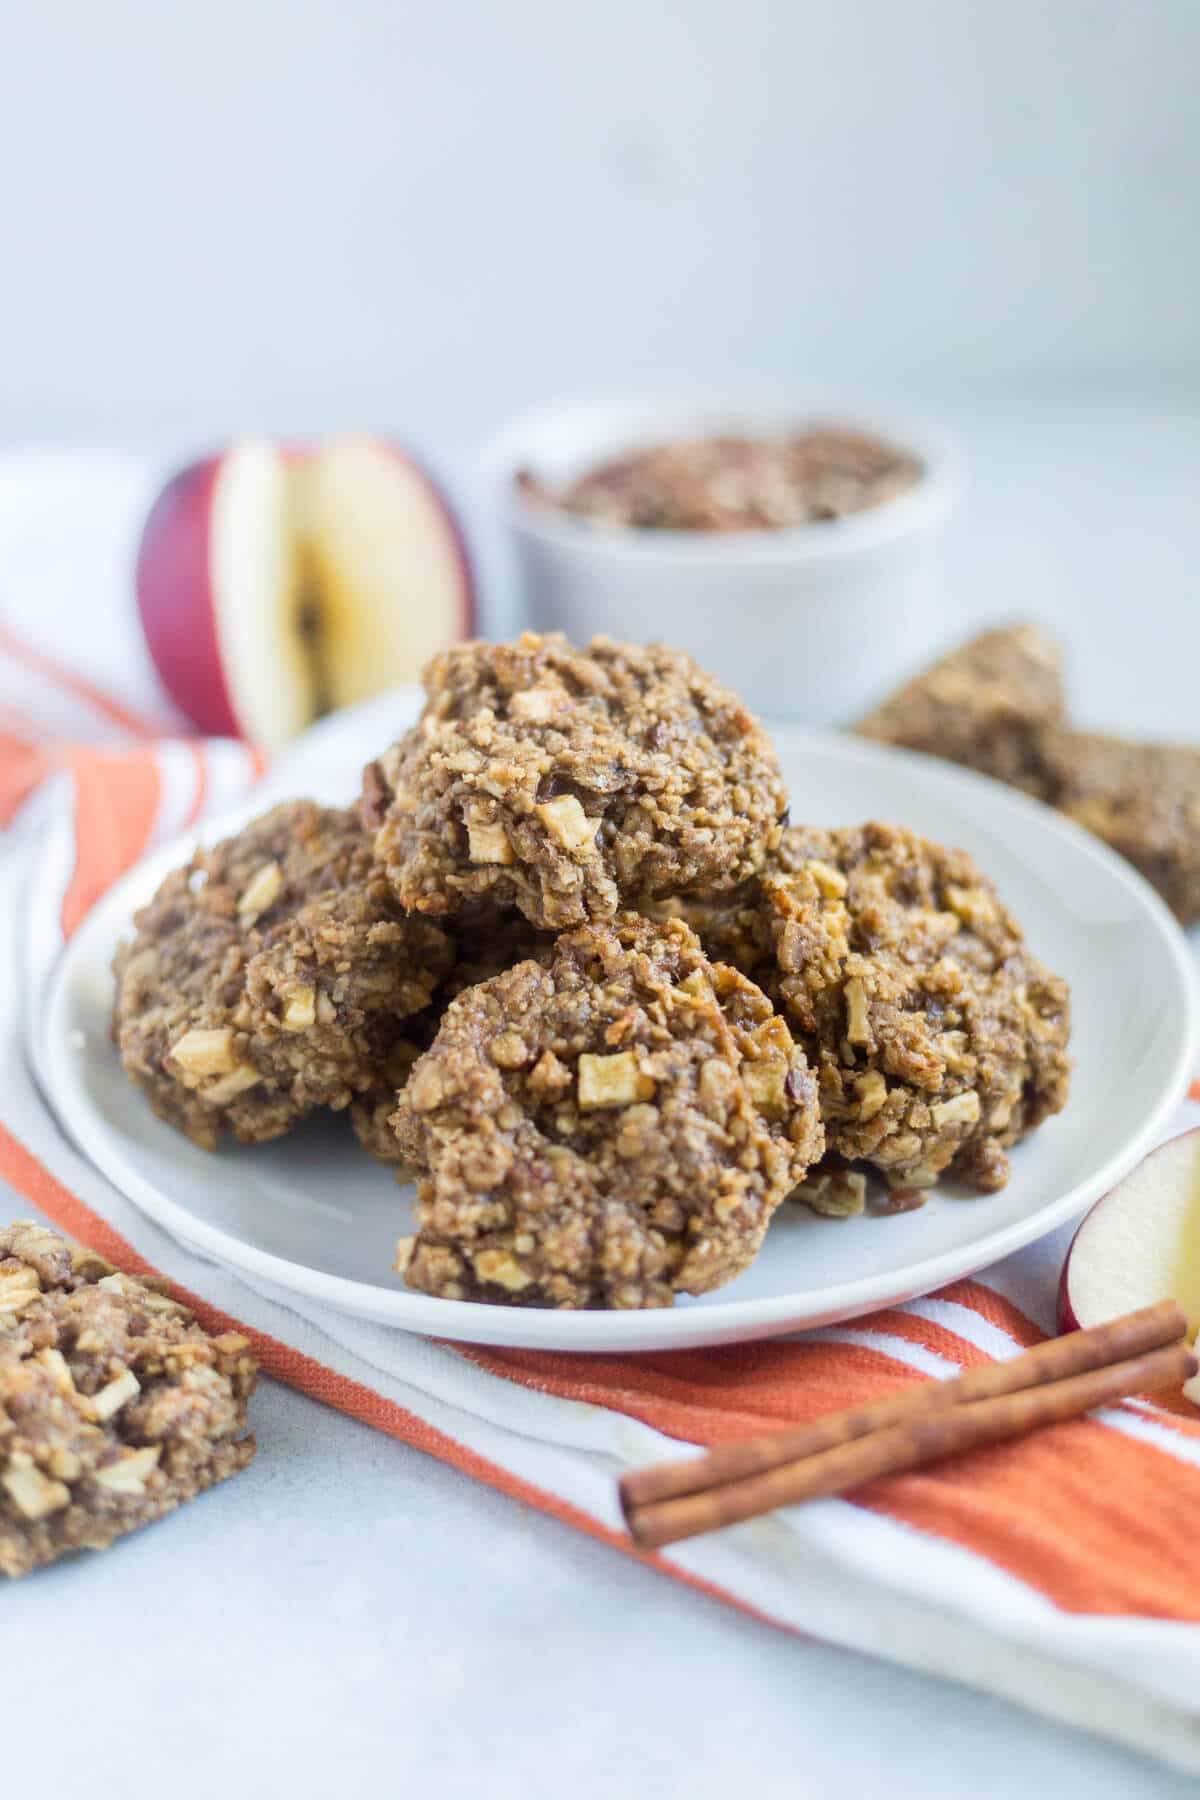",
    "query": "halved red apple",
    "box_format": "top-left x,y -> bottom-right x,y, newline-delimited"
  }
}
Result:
136,435 -> 474,748
1058,1128 -> 1200,1400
